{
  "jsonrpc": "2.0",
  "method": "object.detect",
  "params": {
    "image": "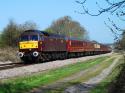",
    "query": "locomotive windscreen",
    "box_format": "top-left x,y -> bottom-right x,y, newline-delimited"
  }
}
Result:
20,35 -> 38,41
